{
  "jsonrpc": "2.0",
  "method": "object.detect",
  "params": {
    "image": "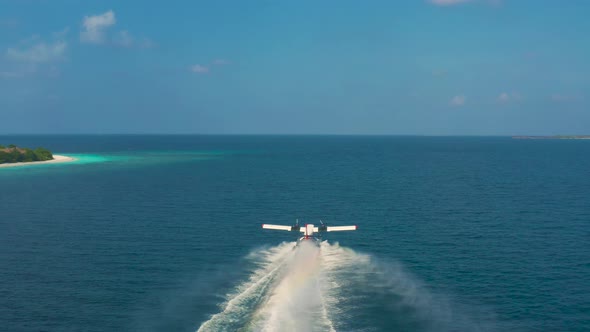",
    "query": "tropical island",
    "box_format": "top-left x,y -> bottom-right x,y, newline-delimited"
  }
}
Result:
0,144 -> 54,163
0,145 -> 75,167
